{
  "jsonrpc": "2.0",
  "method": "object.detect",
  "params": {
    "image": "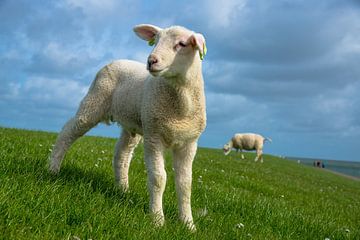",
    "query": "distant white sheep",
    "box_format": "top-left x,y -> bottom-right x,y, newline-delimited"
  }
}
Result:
223,133 -> 272,162
49,24 -> 207,231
